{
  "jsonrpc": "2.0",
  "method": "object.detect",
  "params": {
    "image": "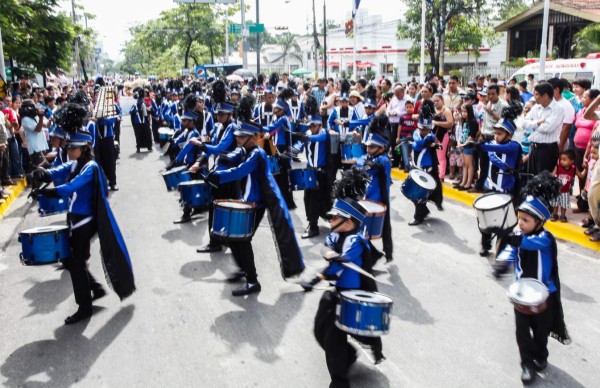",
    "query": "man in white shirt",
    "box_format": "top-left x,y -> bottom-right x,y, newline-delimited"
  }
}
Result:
20,100 -> 48,170
522,82 -> 564,175
549,78 -> 576,152
443,75 -> 464,110
387,86 -> 407,167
